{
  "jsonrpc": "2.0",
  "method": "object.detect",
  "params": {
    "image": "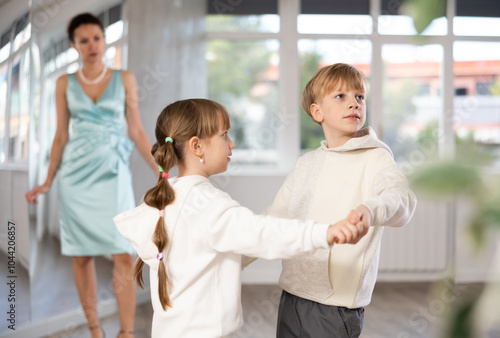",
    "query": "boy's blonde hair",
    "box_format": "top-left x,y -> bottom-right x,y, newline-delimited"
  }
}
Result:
302,63 -> 368,125
133,98 -> 230,310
